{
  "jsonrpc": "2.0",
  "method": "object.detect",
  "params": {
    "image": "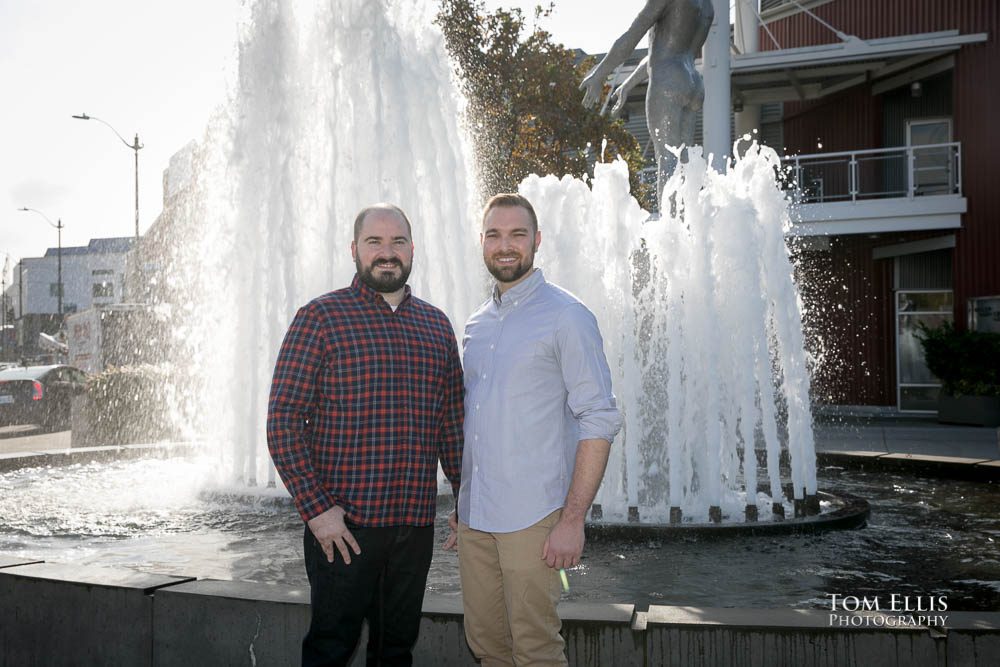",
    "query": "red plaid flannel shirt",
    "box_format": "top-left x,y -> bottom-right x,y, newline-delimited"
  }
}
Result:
267,275 -> 464,526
